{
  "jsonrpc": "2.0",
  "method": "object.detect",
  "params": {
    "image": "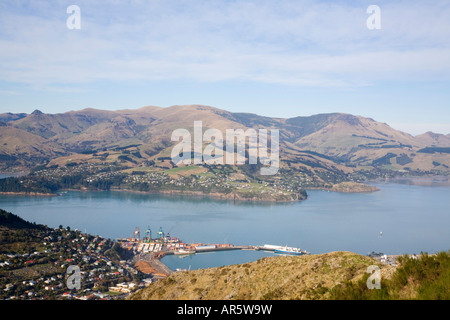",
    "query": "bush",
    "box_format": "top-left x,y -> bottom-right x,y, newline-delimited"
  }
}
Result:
329,251 -> 450,300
